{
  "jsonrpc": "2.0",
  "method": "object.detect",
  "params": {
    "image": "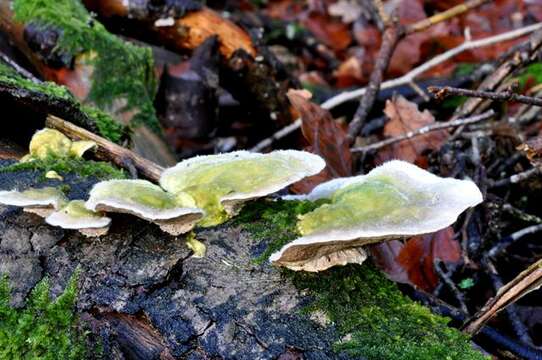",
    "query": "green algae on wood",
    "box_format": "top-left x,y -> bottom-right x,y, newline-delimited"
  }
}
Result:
12,0 -> 159,131
159,150 -> 325,227
236,199 -> 487,360
0,271 -> 87,359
